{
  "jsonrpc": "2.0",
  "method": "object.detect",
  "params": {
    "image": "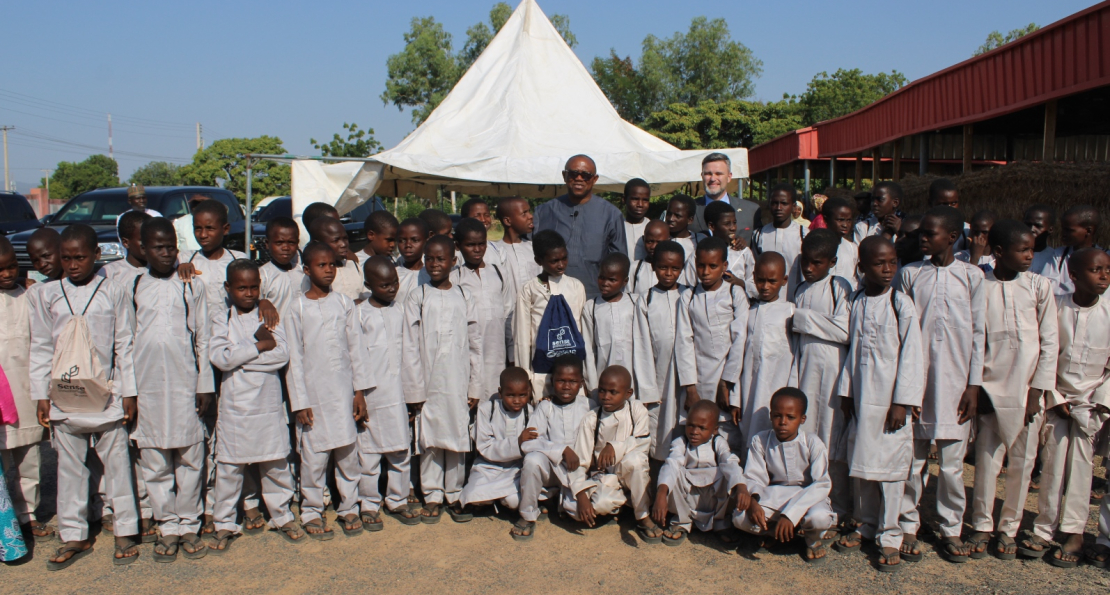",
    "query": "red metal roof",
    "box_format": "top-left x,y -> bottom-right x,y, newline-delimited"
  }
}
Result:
748,127 -> 819,174
815,1 -> 1110,157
